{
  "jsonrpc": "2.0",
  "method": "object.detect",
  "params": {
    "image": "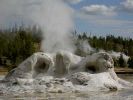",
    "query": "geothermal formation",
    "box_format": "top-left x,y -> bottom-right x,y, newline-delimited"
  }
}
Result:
0,0 -> 132,94
0,51 -> 133,93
